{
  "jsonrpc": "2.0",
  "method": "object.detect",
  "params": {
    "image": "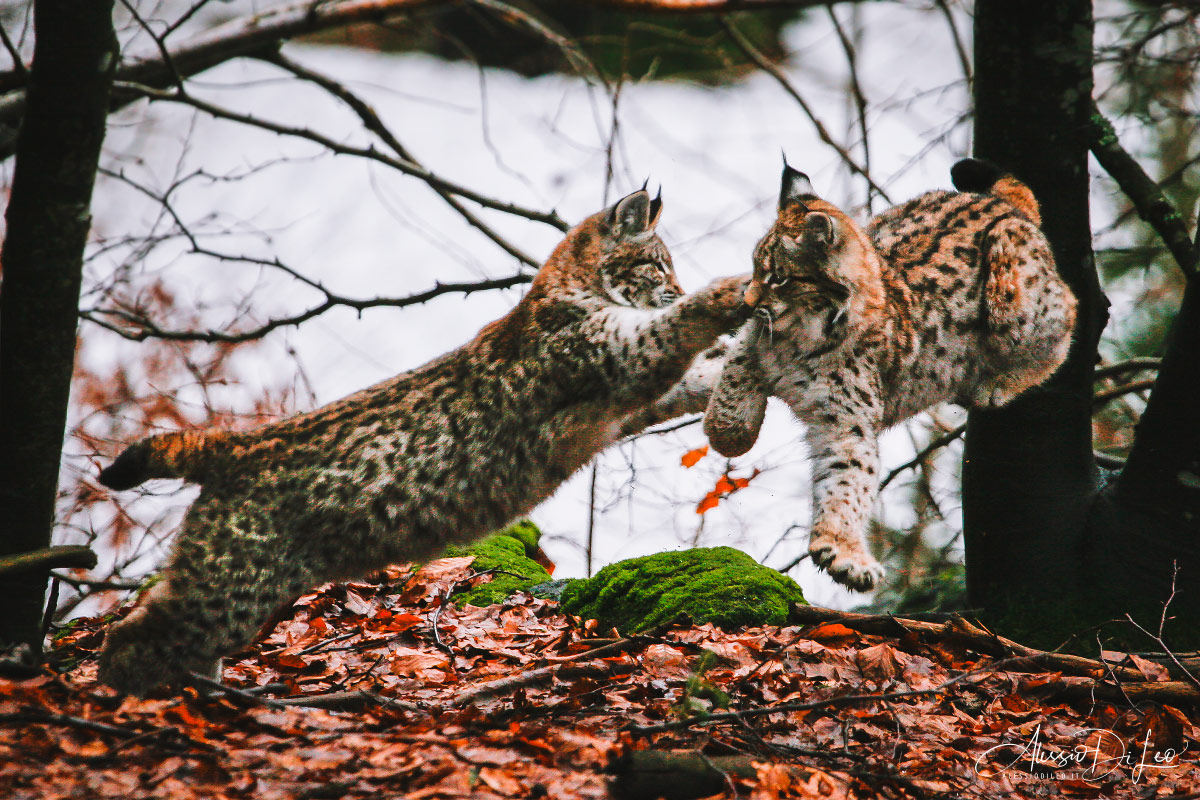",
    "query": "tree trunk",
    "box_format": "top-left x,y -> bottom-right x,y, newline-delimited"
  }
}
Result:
962,0 -> 1105,608
0,3 -> 117,649
1086,269 -> 1200,612
965,0 -> 1200,631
